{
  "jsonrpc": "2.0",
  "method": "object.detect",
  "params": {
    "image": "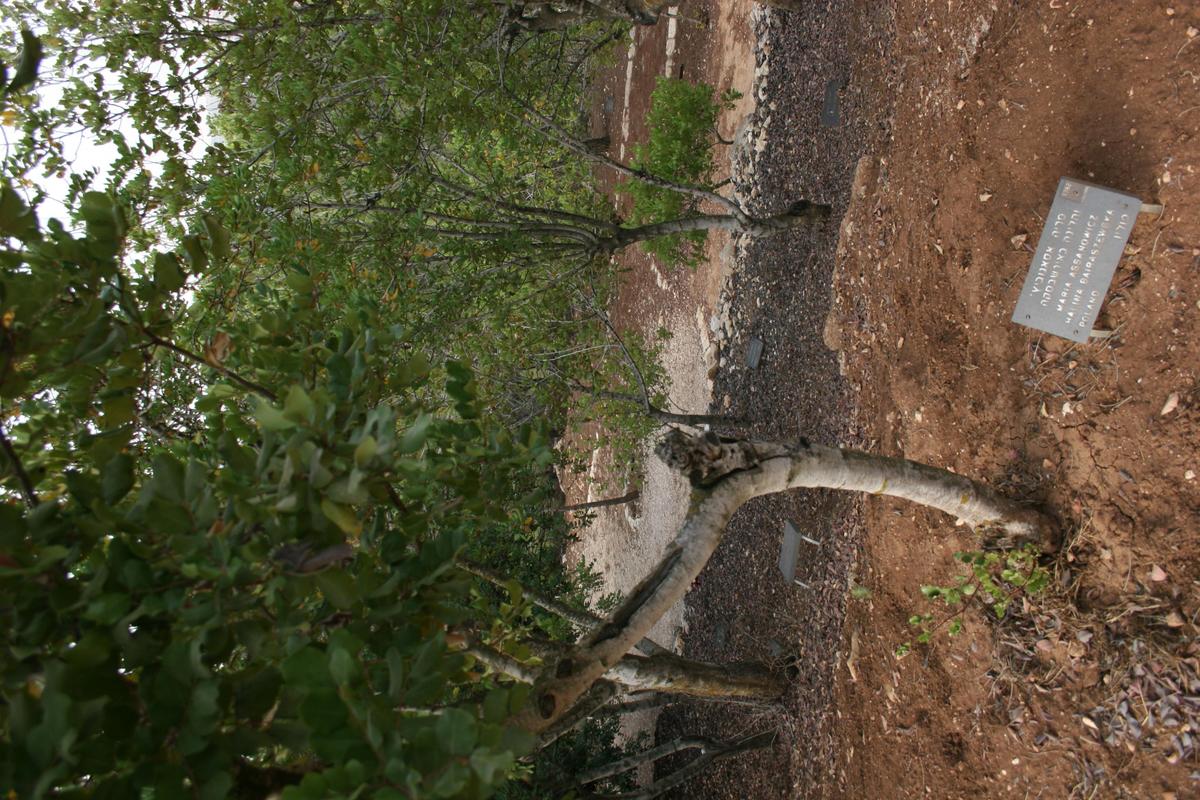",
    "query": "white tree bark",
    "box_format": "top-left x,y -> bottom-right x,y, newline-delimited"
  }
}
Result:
513,431 -> 1056,733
